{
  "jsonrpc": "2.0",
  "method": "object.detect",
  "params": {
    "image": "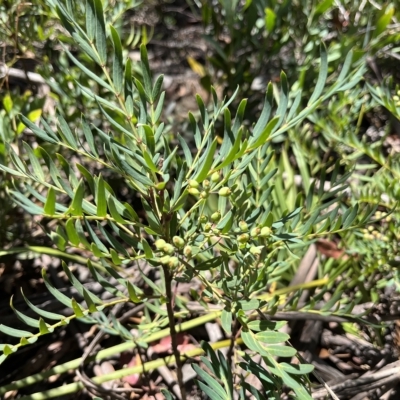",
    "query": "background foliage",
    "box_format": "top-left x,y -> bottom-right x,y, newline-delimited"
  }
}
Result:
0,0 -> 400,399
